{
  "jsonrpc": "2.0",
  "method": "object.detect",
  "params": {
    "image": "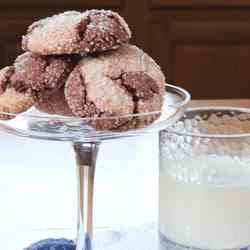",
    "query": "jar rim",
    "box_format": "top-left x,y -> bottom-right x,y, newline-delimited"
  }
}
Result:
164,106 -> 250,139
